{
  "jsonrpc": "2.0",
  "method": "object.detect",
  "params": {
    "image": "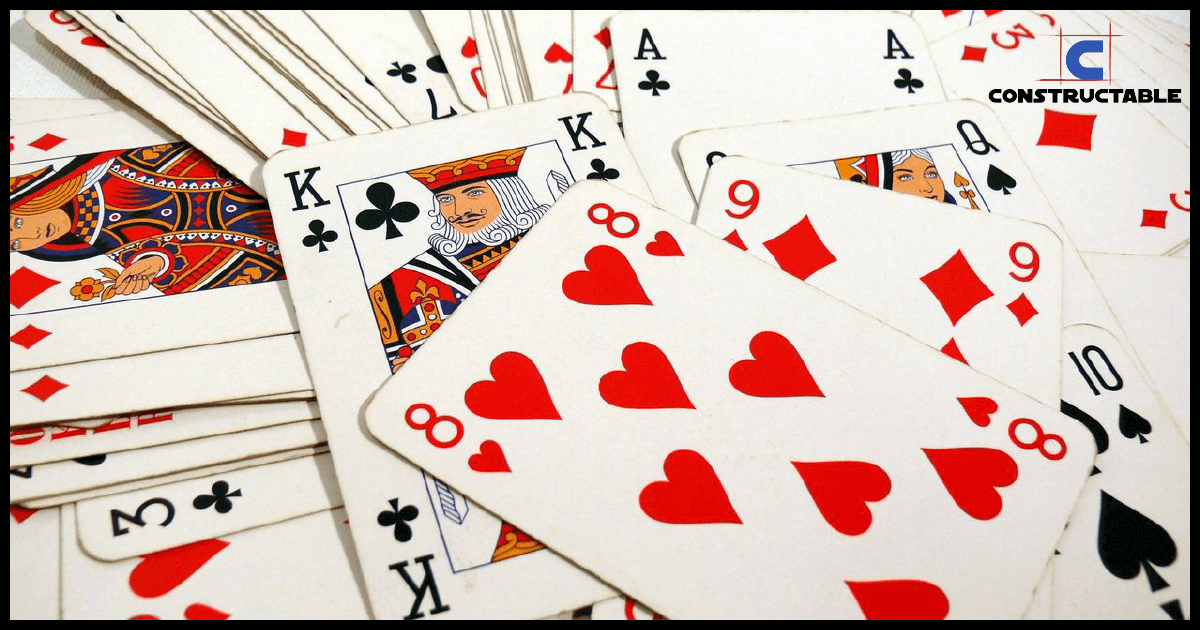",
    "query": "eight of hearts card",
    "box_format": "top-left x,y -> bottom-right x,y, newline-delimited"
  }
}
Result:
363,181 -> 1095,619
